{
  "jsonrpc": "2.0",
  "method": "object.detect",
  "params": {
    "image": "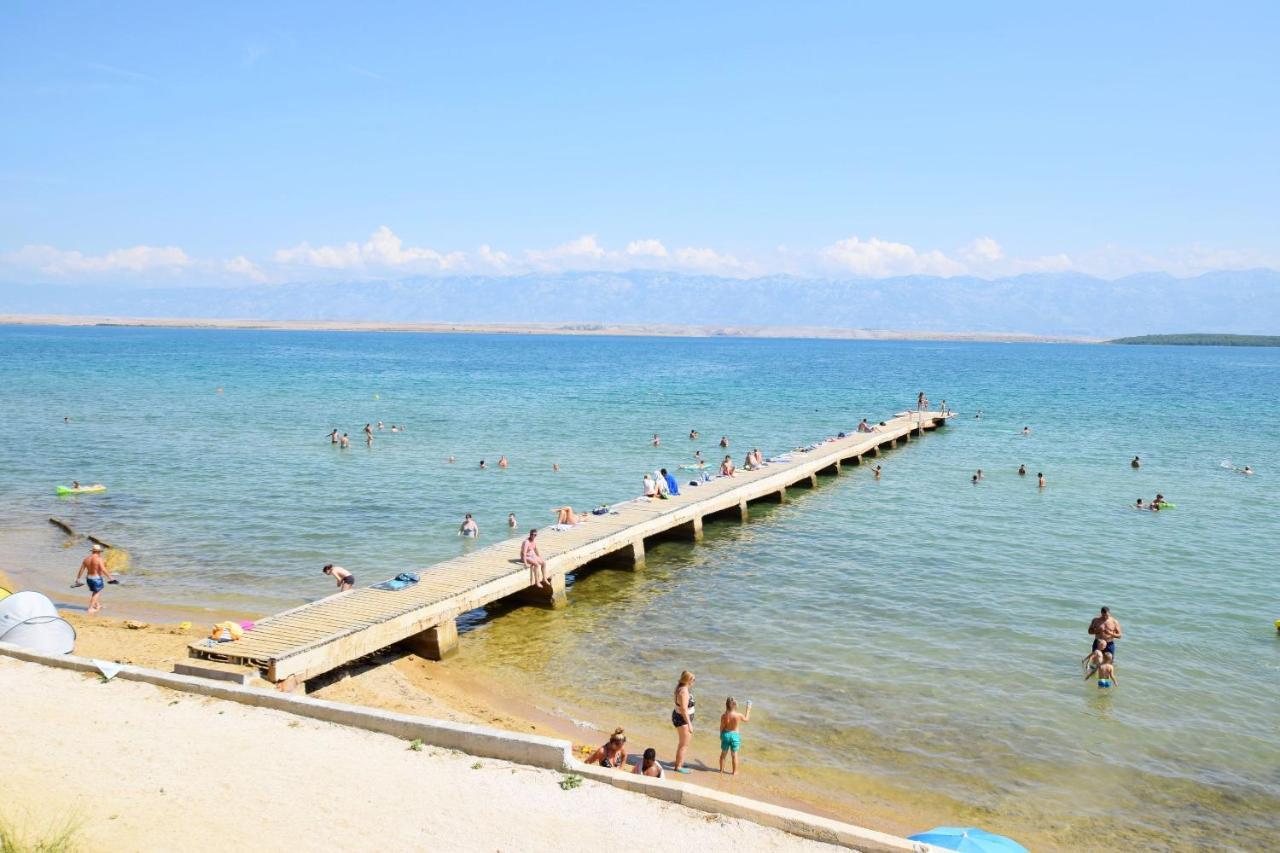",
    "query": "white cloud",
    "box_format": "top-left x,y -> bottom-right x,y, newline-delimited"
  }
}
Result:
5,243 -> 190,275
959,237 -> 1004,265
624,239 -> 669,258
525,234 -> 608,268
274,226 -> 467,272
821,236 -> 965,277
225,255 -> 268,282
